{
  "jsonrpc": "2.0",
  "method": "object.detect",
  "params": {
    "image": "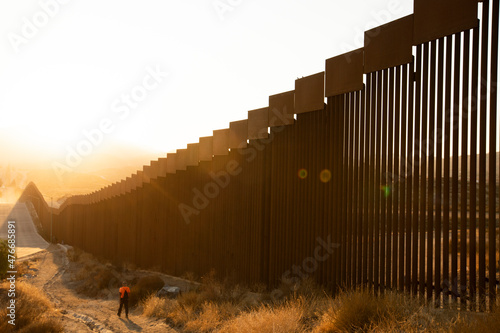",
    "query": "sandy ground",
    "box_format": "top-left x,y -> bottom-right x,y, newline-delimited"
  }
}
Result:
21,244 -> 183,332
